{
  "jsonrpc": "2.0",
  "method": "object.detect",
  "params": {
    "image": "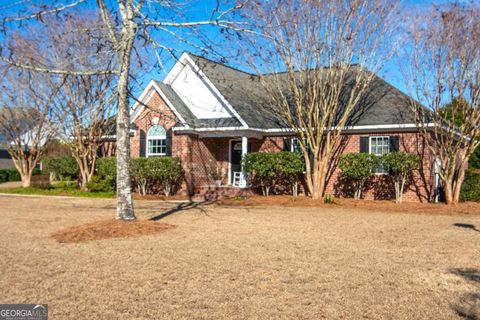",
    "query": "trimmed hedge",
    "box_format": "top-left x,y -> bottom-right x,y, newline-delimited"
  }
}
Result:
0,168 -> 41,183
92,156 -> 183,195
43,156 -> 78,180
243,152 -> 304,196
338,153 -> 379,200
460,170 -> 480,202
